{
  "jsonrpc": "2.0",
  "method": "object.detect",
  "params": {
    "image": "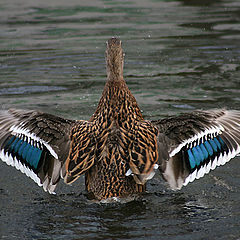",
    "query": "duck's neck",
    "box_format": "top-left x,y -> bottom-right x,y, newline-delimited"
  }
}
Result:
106,39 -> 124,83
90,38 -> 143,122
